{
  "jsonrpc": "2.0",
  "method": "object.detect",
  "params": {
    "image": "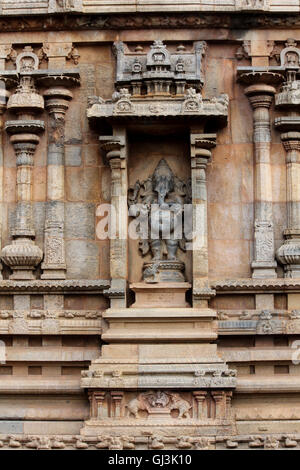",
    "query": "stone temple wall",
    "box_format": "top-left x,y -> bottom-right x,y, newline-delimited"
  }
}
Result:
0,0 -> 298,450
